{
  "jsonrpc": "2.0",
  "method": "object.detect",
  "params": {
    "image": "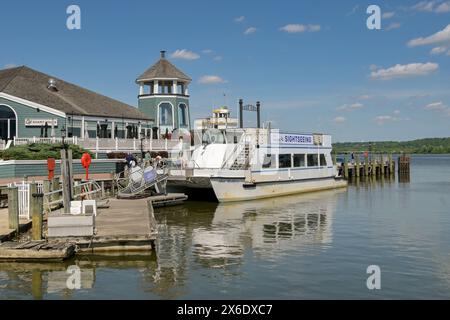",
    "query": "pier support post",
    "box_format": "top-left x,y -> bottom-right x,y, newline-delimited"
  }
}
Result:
355,154 -> 360,178
43,180 -> 51,213
343,154 -> 349,179
388,154 -> 393,175
51,177 -> 60,209
364,155 -> 369,176
380,154 -> 385,176
30,183 -> 43,241
8,186 -> 19,232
